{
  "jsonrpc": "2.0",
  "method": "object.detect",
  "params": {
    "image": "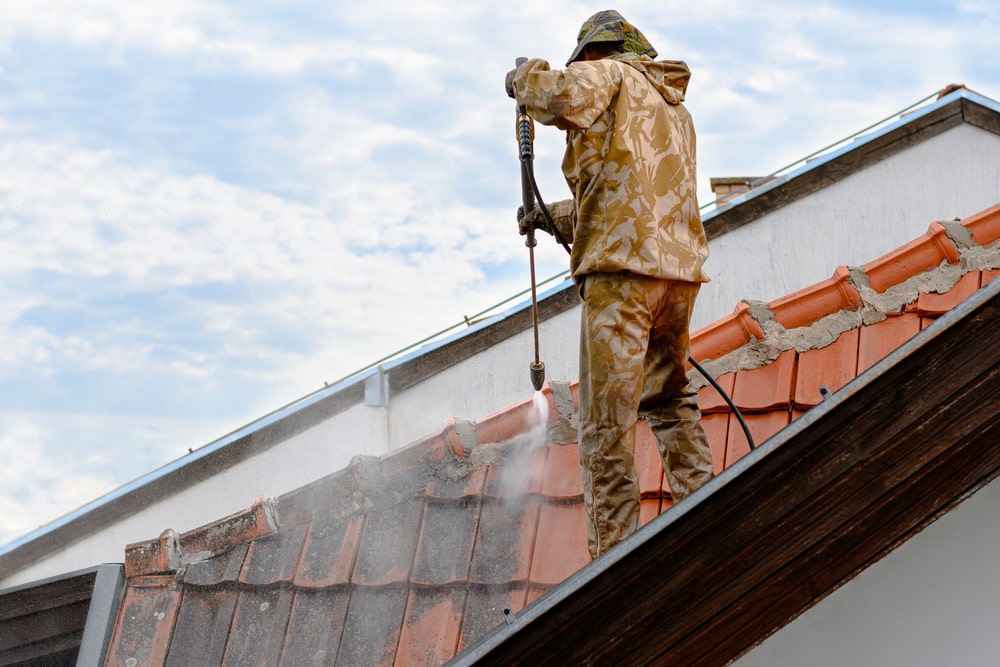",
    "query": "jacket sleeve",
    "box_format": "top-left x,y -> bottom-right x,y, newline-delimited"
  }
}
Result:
544,198 -> 576,243
511,58 -> 619,131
